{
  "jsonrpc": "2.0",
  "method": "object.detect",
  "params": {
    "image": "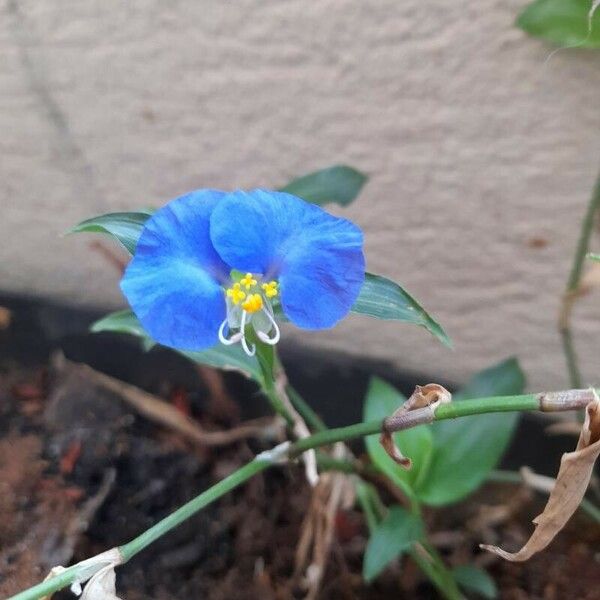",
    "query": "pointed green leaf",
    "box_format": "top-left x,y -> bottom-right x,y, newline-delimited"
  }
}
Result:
452,565 -> 498,599
363,506 -> 424,582
91,310 -> 262,381
588,253 -> 600,262
183,346 -> 263,382
280,165 -> 368,207
363,377 -> 434,495
517,0 -> 600,48
352,273 -> 451,347
416,358 -> 525,506
69,210 -> 153,255
92,308 -> 155,351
